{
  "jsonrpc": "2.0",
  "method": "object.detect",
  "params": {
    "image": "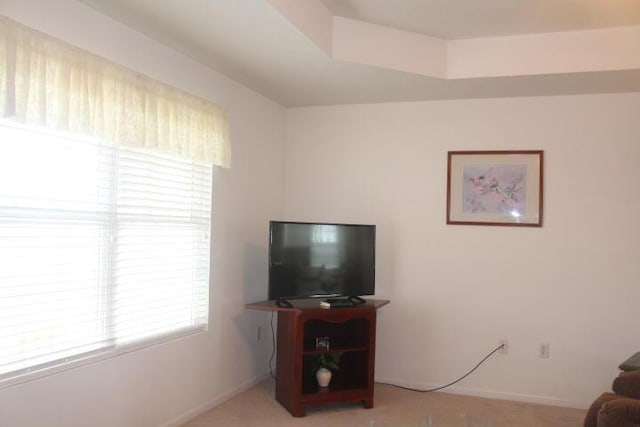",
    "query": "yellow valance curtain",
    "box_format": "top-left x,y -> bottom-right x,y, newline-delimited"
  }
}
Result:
0,17 -> 231,167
